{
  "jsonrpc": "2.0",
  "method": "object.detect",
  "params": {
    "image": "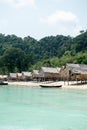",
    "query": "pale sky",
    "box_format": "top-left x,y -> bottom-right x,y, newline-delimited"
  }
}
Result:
0,0 -> 87,39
